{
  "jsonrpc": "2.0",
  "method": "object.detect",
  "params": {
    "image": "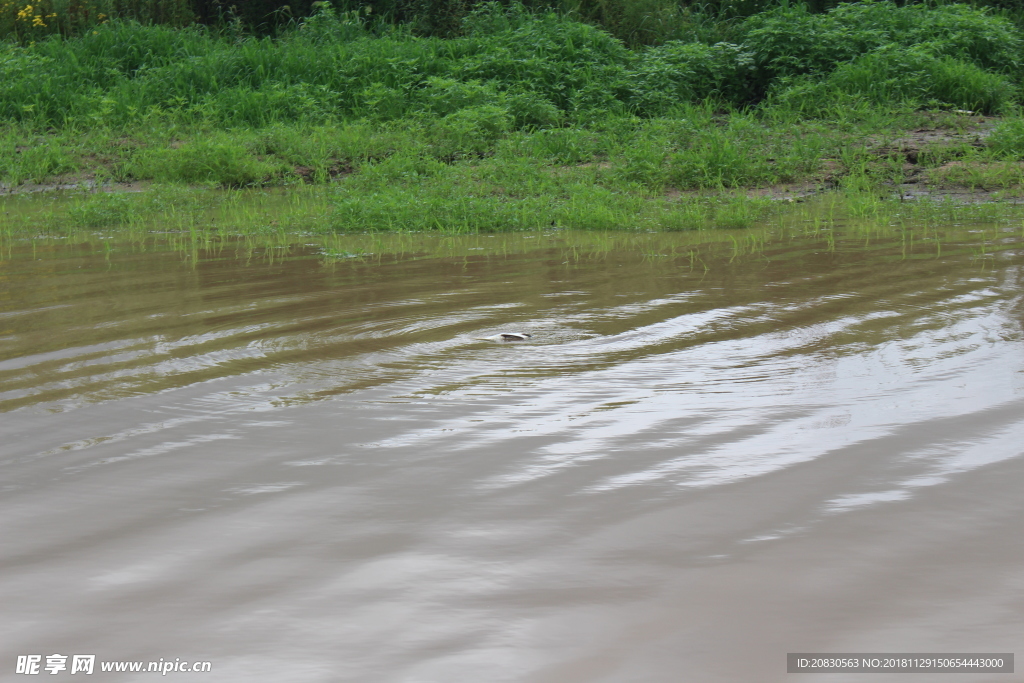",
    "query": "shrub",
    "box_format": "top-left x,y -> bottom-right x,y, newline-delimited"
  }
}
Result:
503,88 -> 562,128
130,137 -> 281,186
741,1 -> 1022,94
770,44 -> 1016,115
413,76 -> 501,115
1,1 -> 1022,131
987,116 -> 1024,157
427,104 -> 512,157
67,191 -> 135,227
628,41 -> 755,113
455,3 -> 632,115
